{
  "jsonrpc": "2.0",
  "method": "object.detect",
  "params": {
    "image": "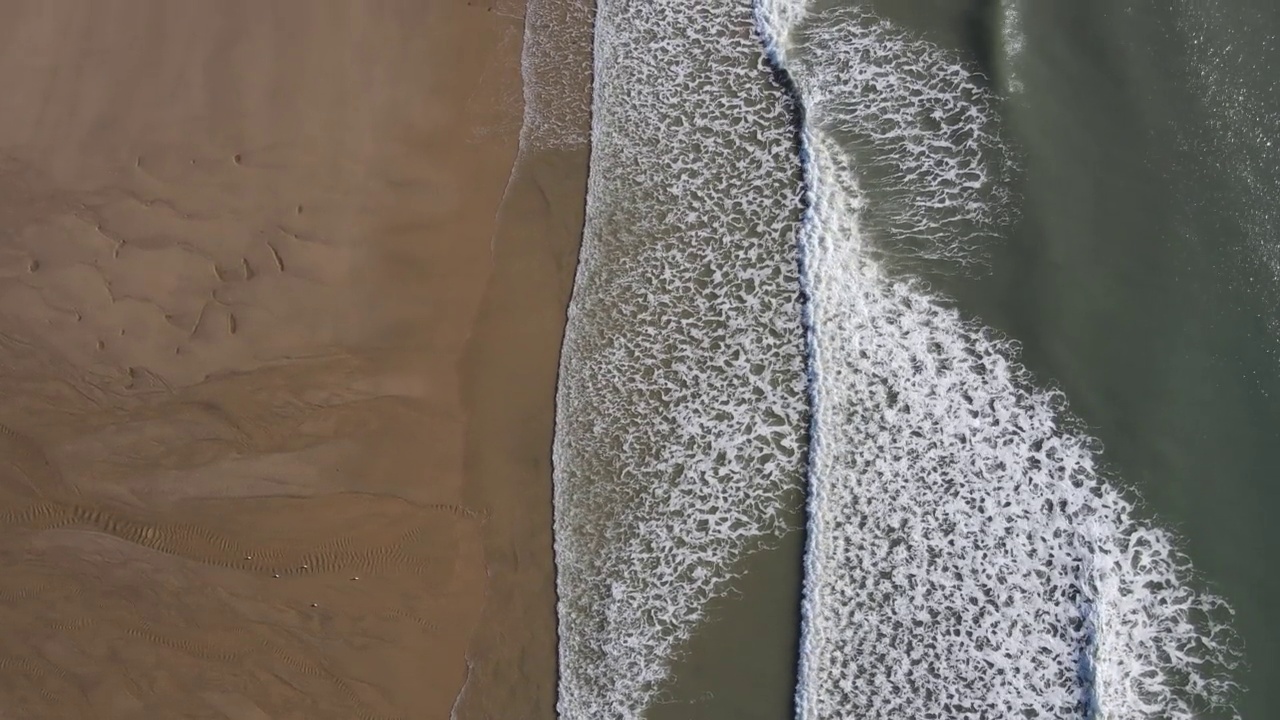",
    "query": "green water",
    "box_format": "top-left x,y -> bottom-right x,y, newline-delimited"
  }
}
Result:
914,0 -> 1280,716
